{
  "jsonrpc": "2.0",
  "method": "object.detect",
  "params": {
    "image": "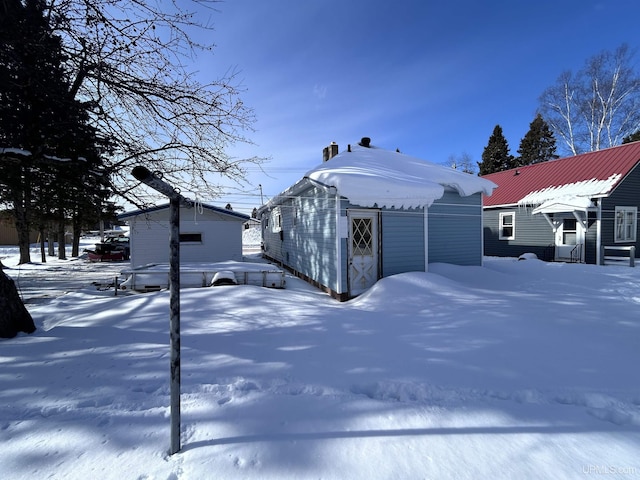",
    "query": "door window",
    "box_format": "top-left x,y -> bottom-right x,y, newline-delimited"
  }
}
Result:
562,218 -> 577,244
351,217 -> 373,256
